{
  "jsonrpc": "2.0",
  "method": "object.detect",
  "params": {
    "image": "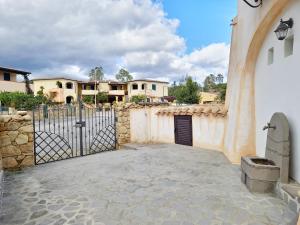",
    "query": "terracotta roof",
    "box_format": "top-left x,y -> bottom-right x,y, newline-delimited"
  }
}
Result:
156,105 -> 228,117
